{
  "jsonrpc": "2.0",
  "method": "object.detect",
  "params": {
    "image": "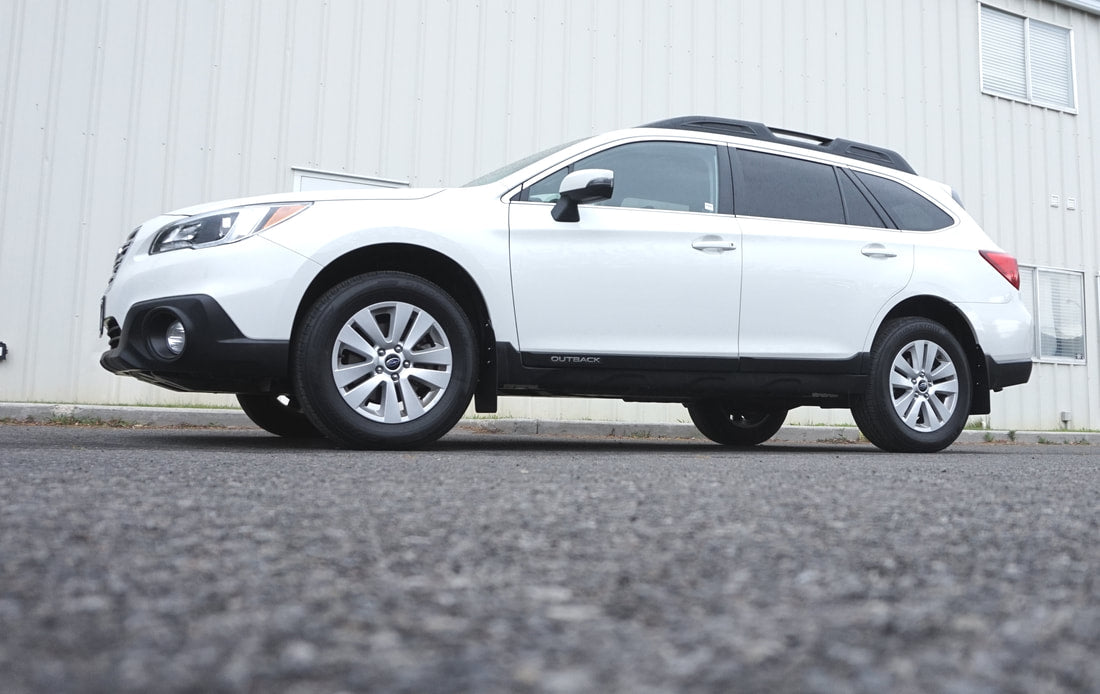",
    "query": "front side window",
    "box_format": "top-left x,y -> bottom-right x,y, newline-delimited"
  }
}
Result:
855,172 -> 954,231
1019,267 -> 1086,362
980,5 -> 1077,111
526,141 -> 720,213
